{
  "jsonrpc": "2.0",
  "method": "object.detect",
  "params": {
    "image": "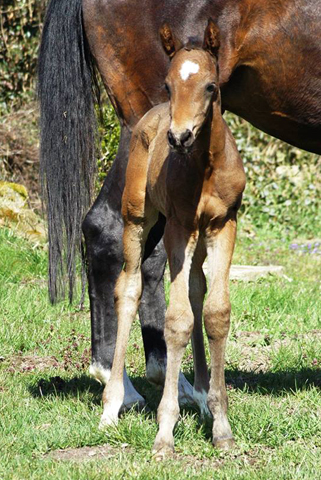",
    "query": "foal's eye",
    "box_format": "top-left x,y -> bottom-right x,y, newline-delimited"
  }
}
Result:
164,83 -> 171,97
206,83 -> 217,94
